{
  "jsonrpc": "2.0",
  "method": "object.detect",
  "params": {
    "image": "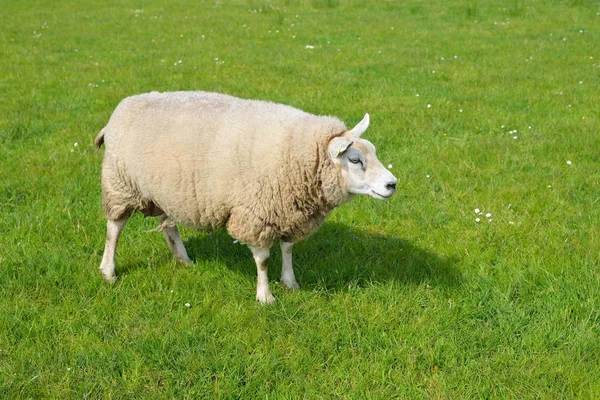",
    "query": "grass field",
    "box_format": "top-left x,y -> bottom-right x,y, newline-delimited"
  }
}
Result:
1,0 -> 599,397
